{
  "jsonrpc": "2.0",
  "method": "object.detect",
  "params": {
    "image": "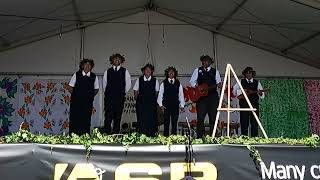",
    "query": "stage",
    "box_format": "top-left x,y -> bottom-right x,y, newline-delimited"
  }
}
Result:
1,131 -> 320,180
